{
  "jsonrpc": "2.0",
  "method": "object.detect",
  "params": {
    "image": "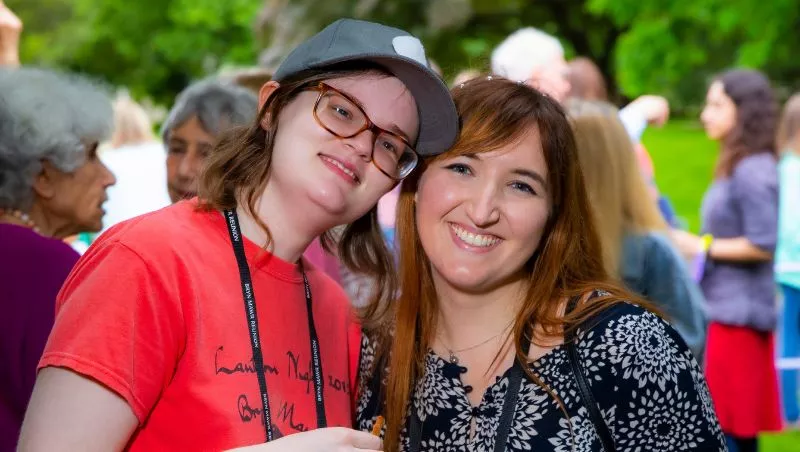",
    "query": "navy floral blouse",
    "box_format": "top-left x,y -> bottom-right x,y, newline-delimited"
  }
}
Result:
357,302 -> 727,451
